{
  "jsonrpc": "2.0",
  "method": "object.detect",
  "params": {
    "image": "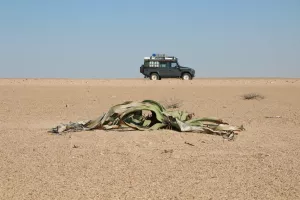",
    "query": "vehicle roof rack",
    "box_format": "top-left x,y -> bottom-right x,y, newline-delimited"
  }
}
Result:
144,53 -> 177,61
